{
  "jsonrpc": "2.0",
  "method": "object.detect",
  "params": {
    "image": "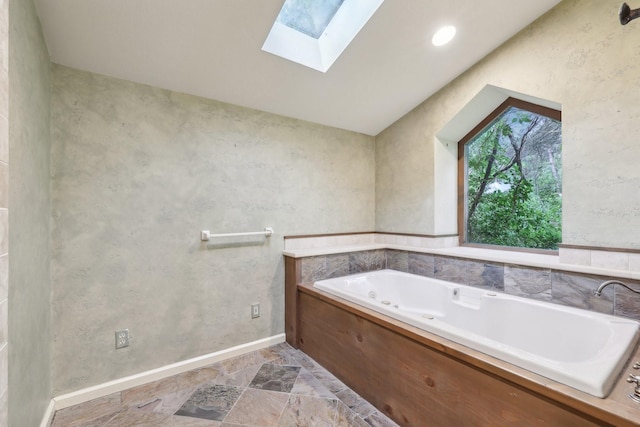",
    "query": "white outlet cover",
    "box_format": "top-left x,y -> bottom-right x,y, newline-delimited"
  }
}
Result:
115,329 -> 129,349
